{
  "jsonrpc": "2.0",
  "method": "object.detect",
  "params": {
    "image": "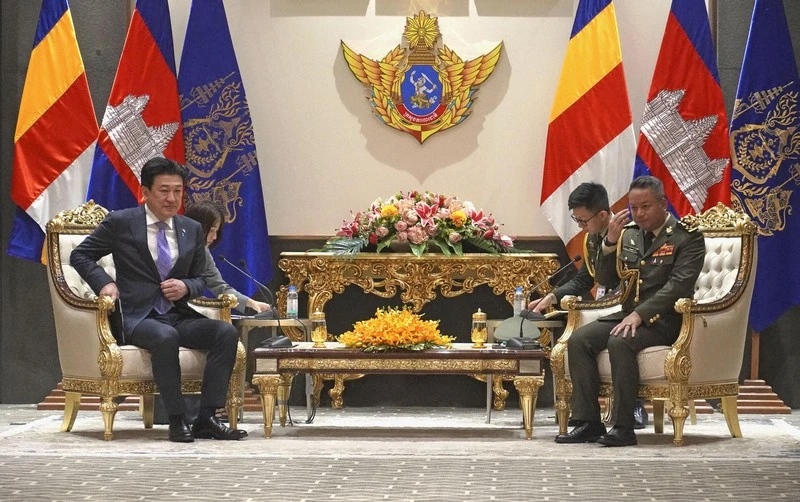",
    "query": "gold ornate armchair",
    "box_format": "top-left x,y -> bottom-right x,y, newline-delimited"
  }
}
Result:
551,205 -> 757,446
45,201 -> 246,440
